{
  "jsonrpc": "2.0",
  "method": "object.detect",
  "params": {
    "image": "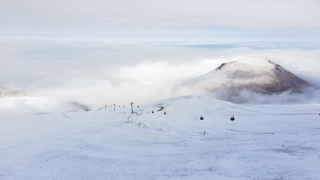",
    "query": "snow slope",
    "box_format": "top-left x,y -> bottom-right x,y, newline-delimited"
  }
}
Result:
0,96 -> 319,180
